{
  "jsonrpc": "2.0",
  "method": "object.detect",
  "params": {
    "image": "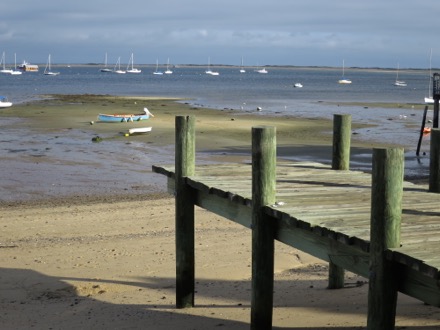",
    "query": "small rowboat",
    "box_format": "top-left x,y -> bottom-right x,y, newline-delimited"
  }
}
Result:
98,107 -> 154,123
0,96 -> 12,108
423,127 -> 432,134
